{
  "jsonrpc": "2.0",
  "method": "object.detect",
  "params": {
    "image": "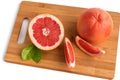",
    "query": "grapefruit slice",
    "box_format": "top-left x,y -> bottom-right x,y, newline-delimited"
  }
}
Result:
28,14 -> 64,50
75,36 -> 105,56
64,37 -> 75,68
